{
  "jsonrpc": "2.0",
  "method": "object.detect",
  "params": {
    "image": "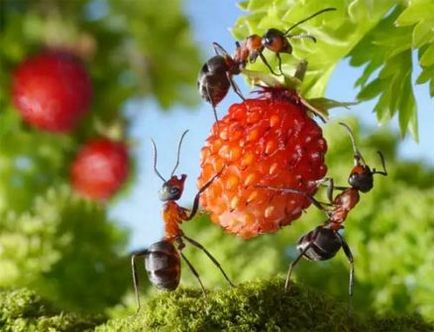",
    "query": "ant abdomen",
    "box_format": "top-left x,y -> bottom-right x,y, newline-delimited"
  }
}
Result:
198,56 -> 231,106
145,240 -> 181,291
297,226 -> 342,261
